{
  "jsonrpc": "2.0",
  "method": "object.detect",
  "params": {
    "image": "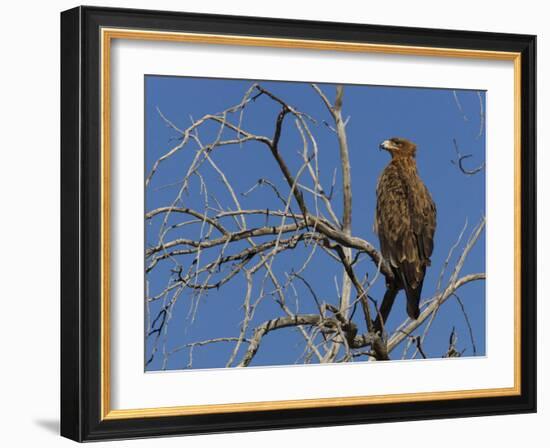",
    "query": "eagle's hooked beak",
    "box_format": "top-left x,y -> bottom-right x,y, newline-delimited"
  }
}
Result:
379,140 -> 390,151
